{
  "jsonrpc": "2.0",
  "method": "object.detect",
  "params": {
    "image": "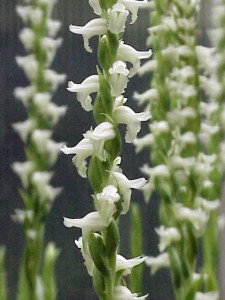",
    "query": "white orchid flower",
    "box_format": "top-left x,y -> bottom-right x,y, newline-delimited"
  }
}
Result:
12,119 -> 36,142
113,285 -> 148,300
145,252 -> 170,274
108,3 -> 129,34
113,103 -> 151,143
75,236 -> 94,276
119,0 -> 153,24
14,85 -> 36,107
96,185 -> 120,226
69,18 -> 107,53
67,75 -> 99,111
110,170 -> 147,214
12,161 -> 36,188
61,122 -> 115,177
16,55 -> 38,81
109,61 -> 129,97
194,291 -> 219,300
89,0 -> 102,15
117,41 -> 152,77
155,226 -> 181,252
116,255 -> 146,275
